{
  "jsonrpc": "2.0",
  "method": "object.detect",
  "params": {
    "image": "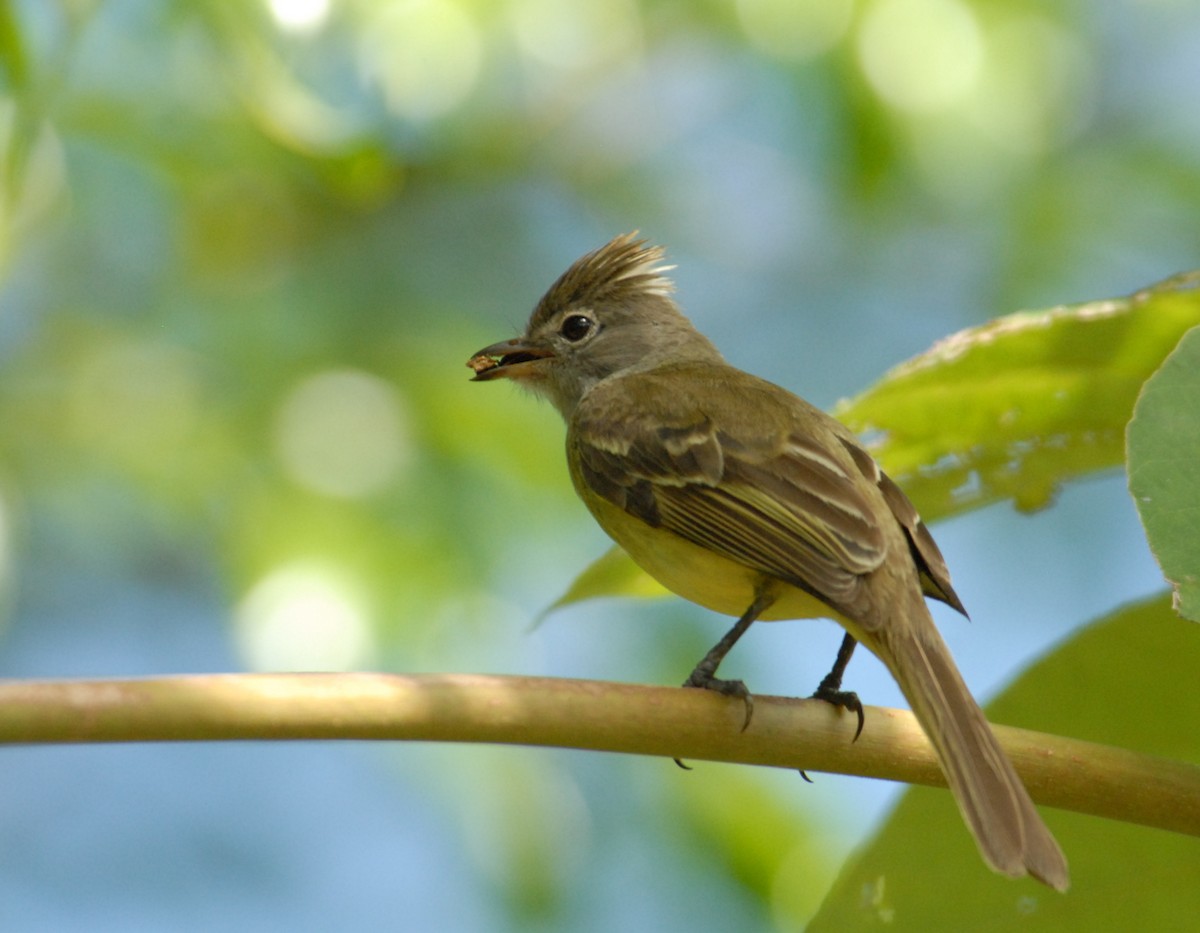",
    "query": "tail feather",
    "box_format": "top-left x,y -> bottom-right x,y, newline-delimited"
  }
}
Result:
873,617 -> 1069,891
